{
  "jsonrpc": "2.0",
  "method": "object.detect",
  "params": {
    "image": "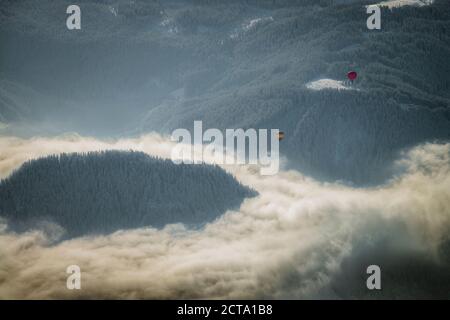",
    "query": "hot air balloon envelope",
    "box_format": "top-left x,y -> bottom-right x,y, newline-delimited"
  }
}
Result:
347,71 -> 357,81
